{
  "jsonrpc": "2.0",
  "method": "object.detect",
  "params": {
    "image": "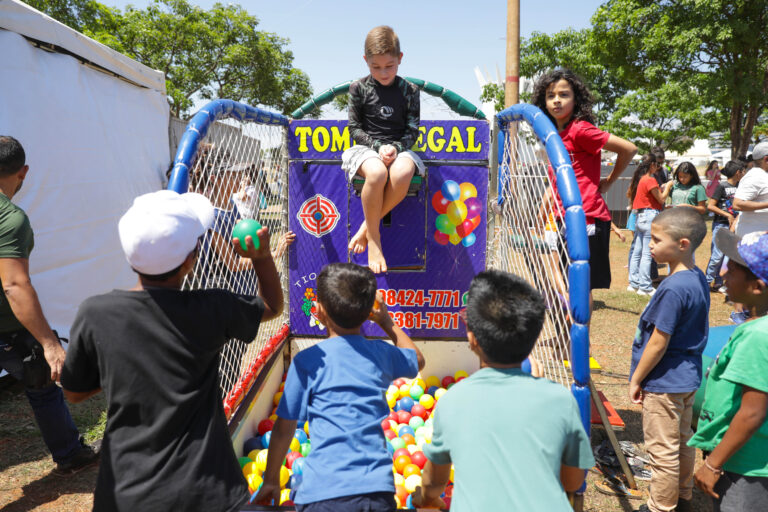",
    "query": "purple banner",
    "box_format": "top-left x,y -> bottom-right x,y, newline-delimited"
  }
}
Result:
287,120 -> 490,161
